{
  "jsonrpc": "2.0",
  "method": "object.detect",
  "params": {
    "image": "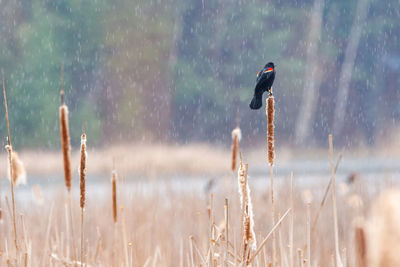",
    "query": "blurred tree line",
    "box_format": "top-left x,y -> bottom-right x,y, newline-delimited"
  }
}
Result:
0,0 -> 399,148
